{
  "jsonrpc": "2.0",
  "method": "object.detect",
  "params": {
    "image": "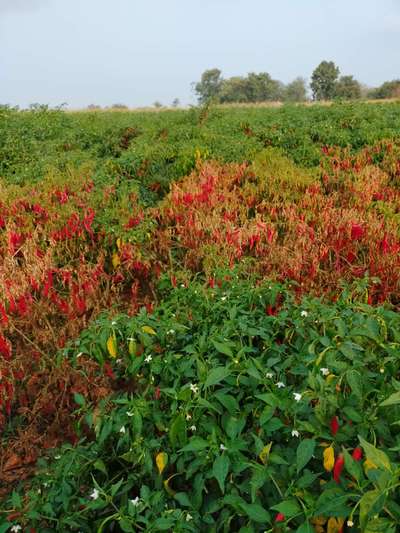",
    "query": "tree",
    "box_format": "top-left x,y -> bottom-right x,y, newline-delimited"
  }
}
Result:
153,101 -> 163,108
284,77 -> 308,102
310,61 -> 340,100
368,80 -> 400,99
194,68 -> 223,104
172,98 -> 180,108
246,72 -> 284,102
219,77 -> 251,103
334,75 -> 361,99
